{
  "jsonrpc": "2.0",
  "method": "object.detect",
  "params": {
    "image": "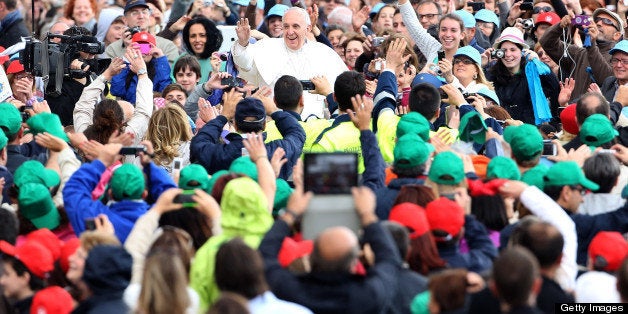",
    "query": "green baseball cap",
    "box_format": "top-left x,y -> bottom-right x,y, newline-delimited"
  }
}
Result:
428,151 -> 465,185
543,161 -> 599,191
18,183 -> 60,230
26,113 -> 69,142
178,164 -> 210,193
229,156 -> 258,181
521,164 -> 549,190
486,156 -> 521,180
0,131 -> 8,150
110,164 -> 145,200
14,160 -> 60,188
273,178 -> 293,215
207,170 -> 229,194
0,102 -> 22,136
393,133 -> 433,169
579,114 -> 618,147
504,124 -> 543,161
396,112 -> 431,141
459,111 -> 488,144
